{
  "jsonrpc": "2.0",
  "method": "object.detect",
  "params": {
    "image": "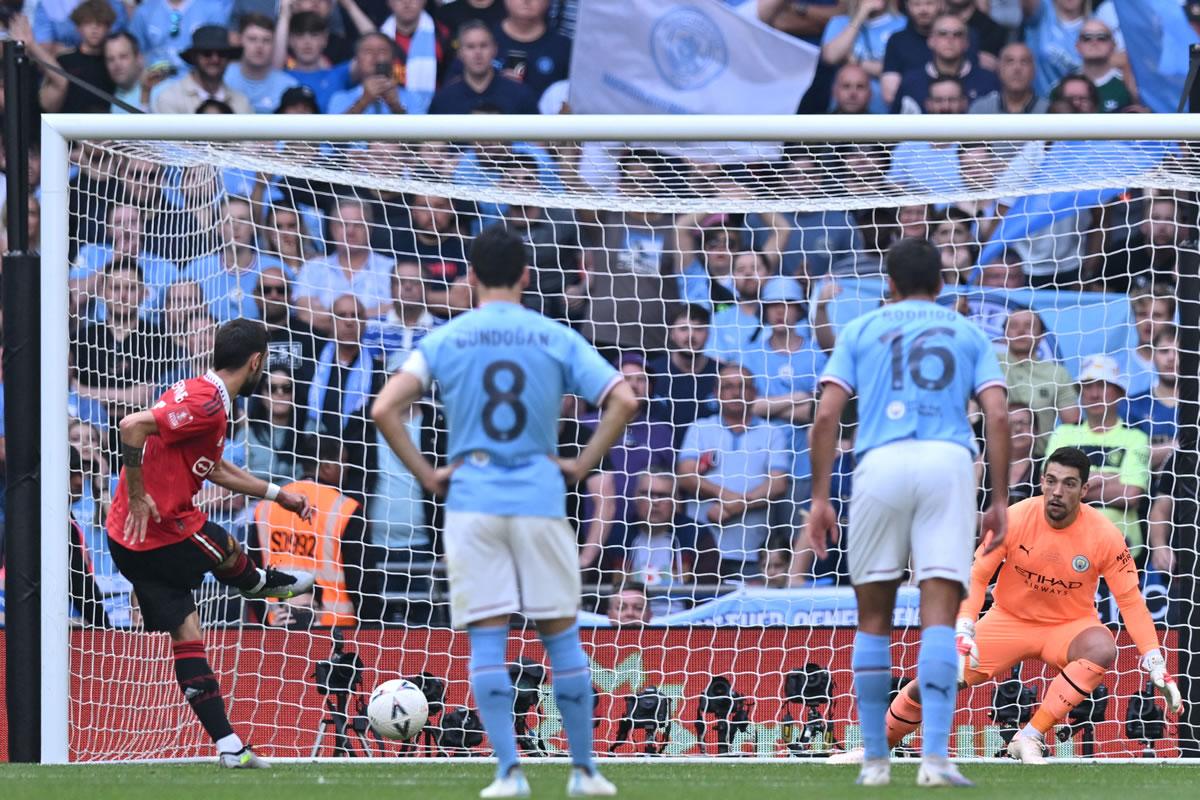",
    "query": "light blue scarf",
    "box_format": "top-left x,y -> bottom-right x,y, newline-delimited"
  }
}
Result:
308,342 -> 376,430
